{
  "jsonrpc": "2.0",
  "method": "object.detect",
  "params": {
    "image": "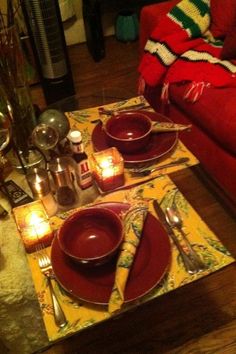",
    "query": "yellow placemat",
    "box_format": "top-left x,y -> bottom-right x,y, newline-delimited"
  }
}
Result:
66,95 -> 199,190
27,174 -> 235,342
